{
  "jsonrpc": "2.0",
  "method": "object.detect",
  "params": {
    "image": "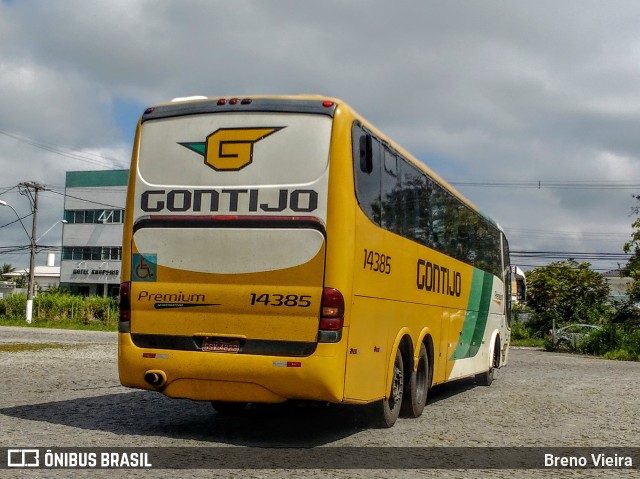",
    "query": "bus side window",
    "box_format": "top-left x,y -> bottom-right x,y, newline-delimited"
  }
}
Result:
352,124 -> 382,225
381,148 -> 401,234
399,159 -> 425,243
359,134 -> 373,174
